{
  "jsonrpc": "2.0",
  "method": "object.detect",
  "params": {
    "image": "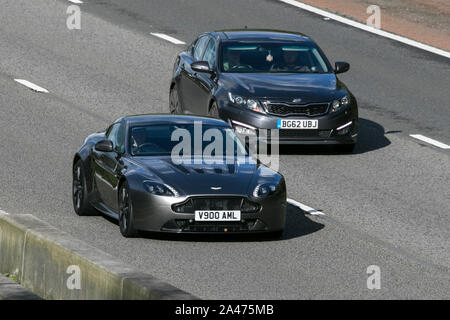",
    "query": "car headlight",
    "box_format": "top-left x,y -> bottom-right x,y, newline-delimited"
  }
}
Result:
253,183 -> 278,197
228,92 -> 265,113
331,95 -> 350,113
143,181 -> 179,197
